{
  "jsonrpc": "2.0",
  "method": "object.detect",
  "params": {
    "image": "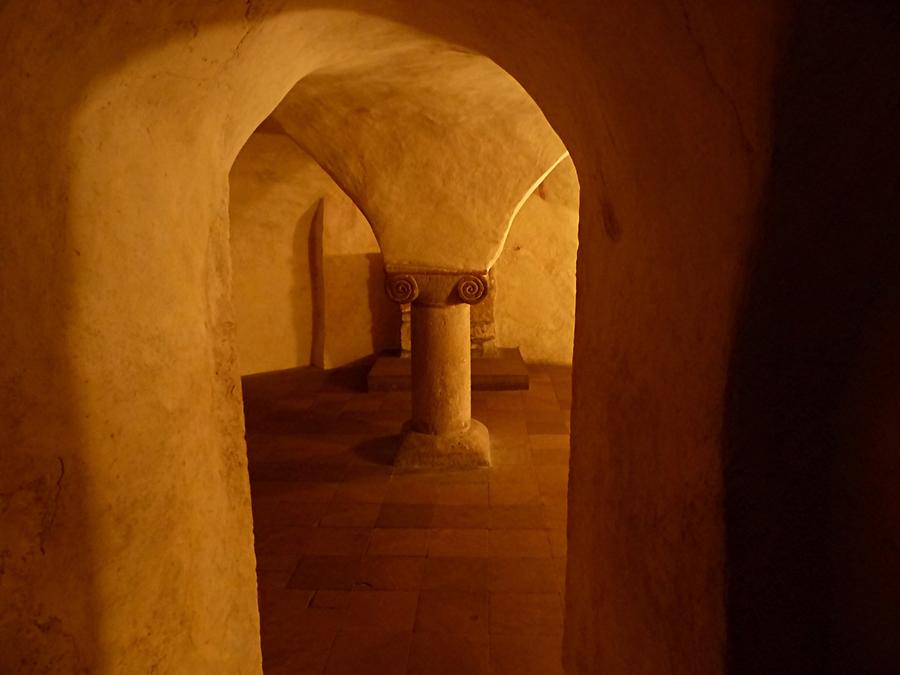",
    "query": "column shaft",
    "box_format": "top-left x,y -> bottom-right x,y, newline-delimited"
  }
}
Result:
410,302 -> 471,434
